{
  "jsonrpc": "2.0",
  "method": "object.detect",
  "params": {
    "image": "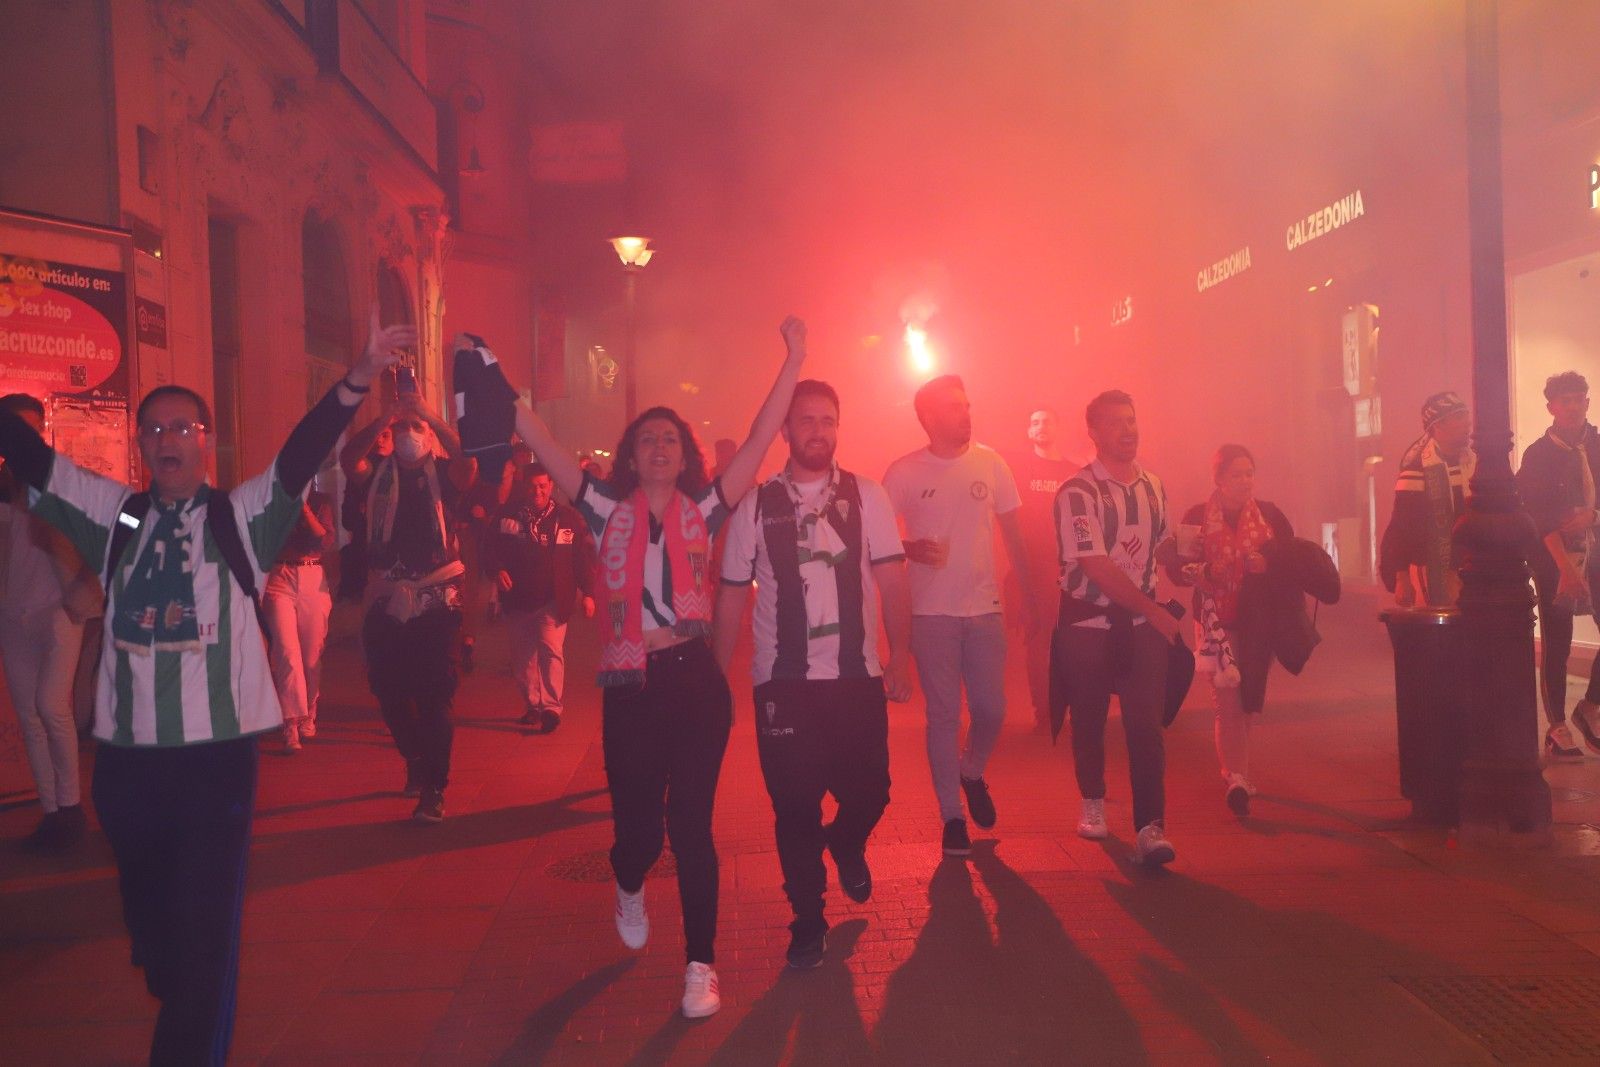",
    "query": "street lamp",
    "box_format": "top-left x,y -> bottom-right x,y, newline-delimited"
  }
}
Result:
1455,0 -> 1552,842
610,236 -> 655,424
